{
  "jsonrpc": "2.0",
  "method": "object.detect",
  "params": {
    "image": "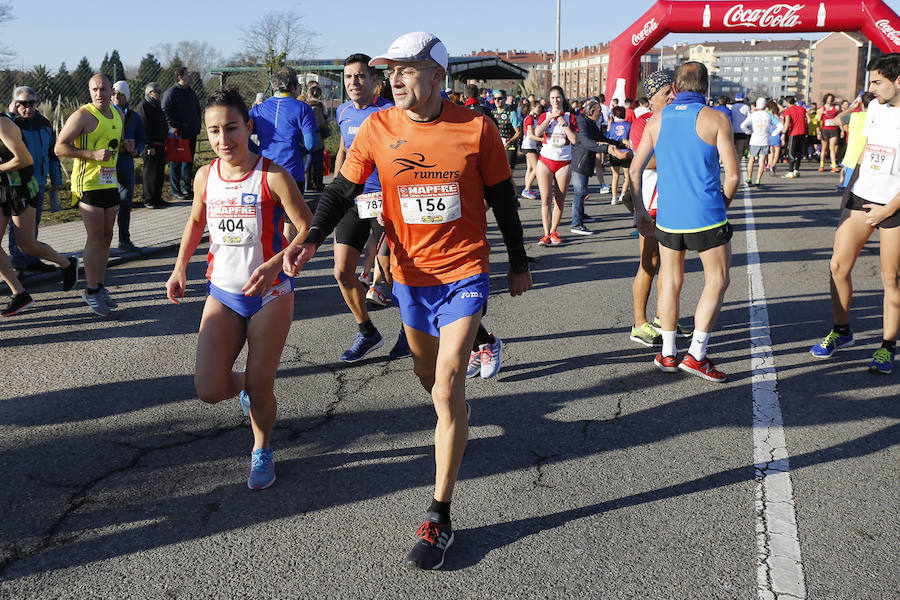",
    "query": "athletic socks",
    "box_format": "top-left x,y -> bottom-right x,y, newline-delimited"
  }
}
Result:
358,319 -> 377,338
834,323 -> 851,336
689,330 -> 711,361
86,287 -> 99,295
882,340 -> 896,354
473,325 -> 494,351
428,498 -> 451,524
661,329 -> 676,357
